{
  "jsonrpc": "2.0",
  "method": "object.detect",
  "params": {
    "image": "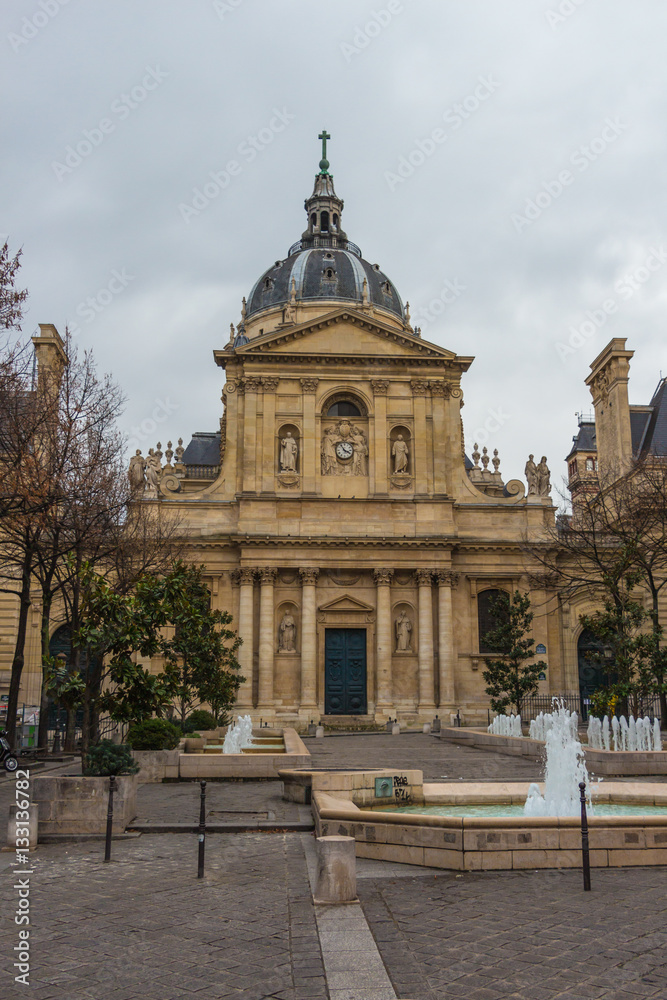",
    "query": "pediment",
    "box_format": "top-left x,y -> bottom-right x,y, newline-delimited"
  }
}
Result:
235,308 -> 458,361
318,593 -> 375,613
